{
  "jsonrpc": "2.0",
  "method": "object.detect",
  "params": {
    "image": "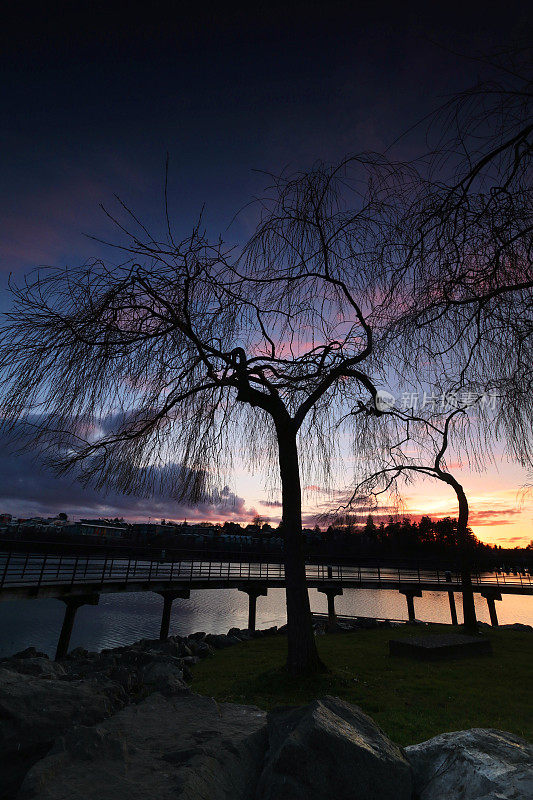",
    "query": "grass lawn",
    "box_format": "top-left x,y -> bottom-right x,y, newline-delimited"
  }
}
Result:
191,625 -> 533,746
